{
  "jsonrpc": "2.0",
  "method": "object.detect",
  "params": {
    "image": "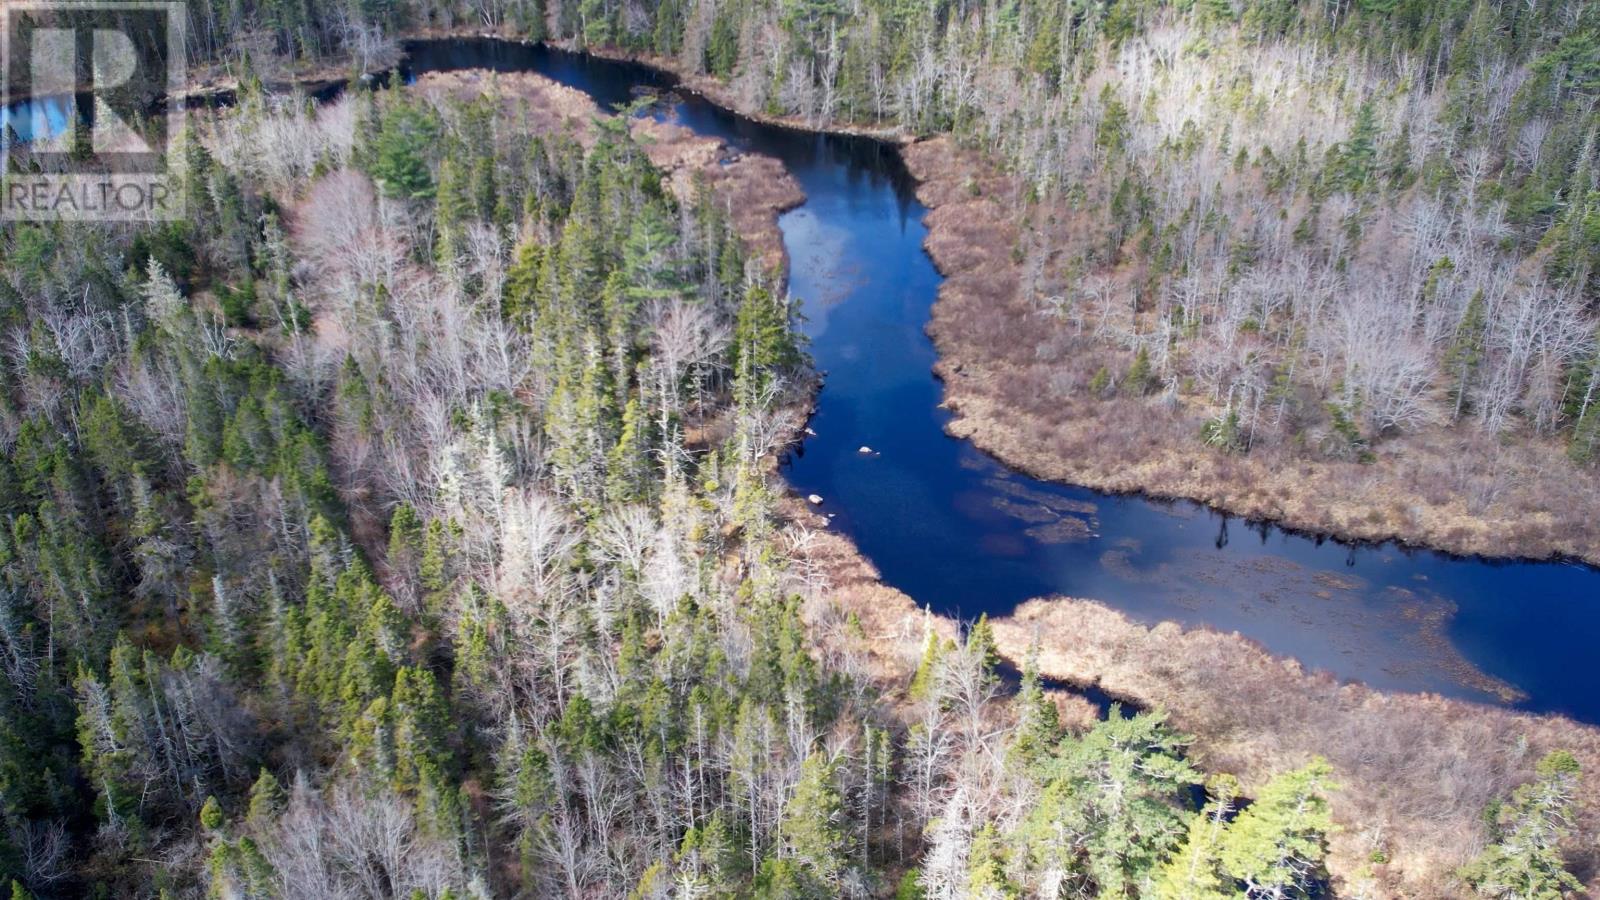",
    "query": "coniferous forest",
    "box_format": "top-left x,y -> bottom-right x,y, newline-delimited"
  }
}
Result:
2,0 -> 1598,898
0,71 -> 1353,899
